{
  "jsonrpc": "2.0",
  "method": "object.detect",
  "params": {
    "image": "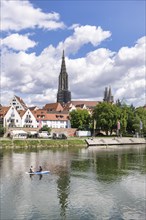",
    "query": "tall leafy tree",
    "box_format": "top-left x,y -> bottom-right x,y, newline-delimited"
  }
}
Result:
134,107 -> 146,135
93,102 -> 120,135
119,104 -> 135,134
0,125 -> 5,137
69,109 -> 91,130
